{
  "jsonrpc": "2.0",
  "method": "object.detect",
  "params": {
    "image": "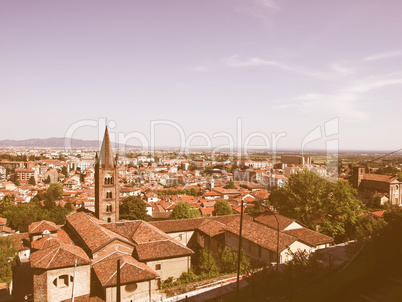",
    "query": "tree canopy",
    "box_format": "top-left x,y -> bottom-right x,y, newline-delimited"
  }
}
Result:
119,196 -> 151,221
0,200 -> 73,232
0,236 -> 18,283
170,202 -> 201,220
46,183 -> 63,202
213,200 -> 233,216
225,181 -> 236,189
270,169 -> 362,242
